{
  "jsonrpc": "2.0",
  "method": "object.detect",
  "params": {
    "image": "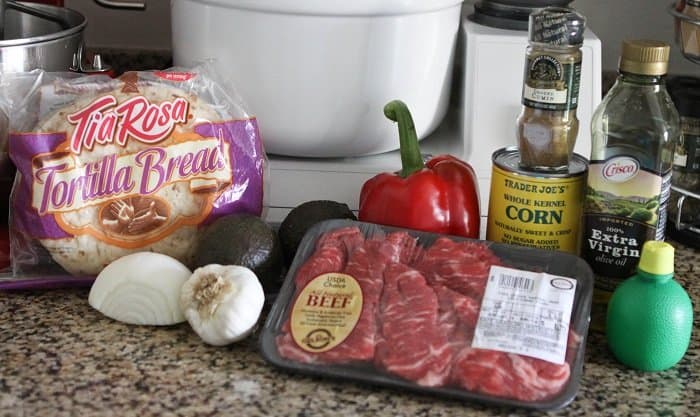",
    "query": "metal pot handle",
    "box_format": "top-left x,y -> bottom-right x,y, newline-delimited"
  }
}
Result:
93,0 -> 146,10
